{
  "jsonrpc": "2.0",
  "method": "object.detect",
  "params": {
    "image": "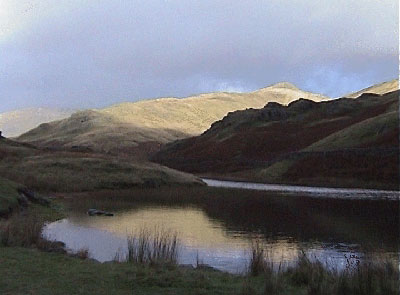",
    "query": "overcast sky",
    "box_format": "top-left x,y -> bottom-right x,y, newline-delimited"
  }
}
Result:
0,0 -> 398,112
